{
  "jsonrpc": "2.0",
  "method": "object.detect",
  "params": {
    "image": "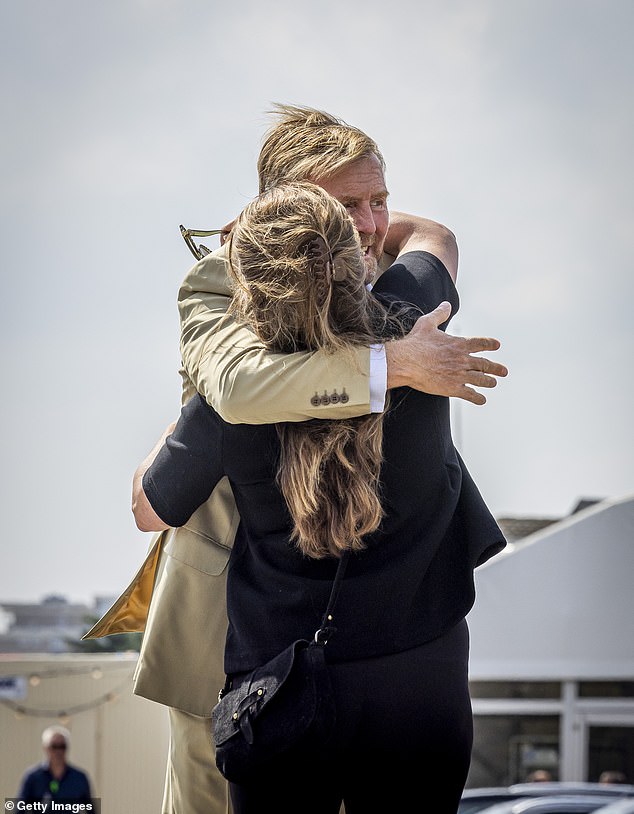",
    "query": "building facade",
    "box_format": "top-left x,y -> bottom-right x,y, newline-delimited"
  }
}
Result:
467,494 -> 634,786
